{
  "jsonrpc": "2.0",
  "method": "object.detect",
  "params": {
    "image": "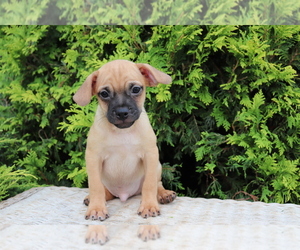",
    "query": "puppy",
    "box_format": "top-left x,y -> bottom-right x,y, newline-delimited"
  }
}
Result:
73,60 -> 176,220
